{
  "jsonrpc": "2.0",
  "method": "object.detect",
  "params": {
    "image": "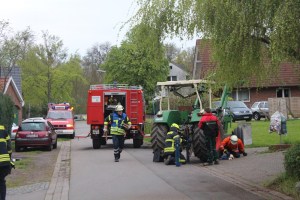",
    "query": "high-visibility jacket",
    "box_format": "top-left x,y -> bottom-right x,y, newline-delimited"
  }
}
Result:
0,125 -> 13,167
219,136 -> 245,153
104,112 -> 131,135
164,128 -> 181,153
